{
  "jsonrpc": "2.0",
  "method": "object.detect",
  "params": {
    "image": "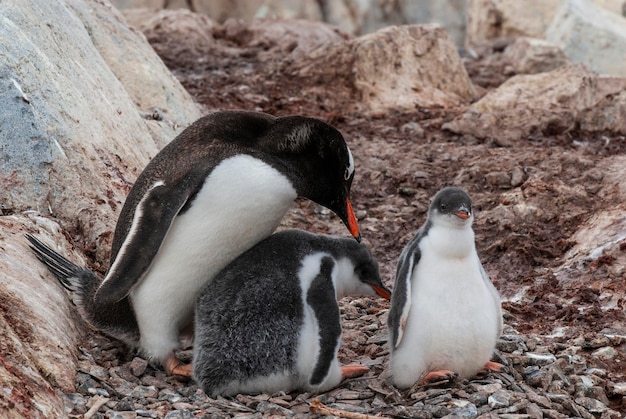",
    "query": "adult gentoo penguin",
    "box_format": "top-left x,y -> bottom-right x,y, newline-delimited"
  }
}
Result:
27,110 -> 362,377
192,229 -> 391,397
387,187 -> 503,389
